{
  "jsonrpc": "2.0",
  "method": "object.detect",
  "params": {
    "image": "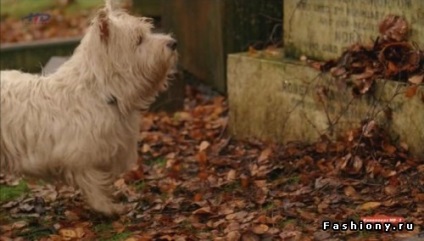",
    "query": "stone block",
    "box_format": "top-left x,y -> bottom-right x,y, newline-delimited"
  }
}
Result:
284,0 -> 424,60
227,52 -> 424,158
